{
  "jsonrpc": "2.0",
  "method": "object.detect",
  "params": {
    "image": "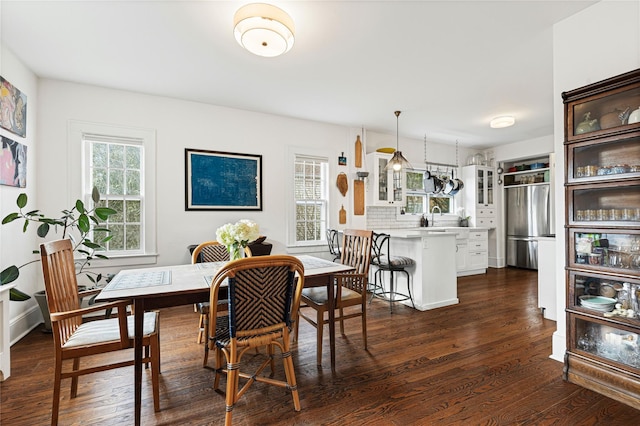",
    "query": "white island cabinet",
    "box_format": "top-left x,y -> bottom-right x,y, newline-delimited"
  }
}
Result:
373,229 -> 458,311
